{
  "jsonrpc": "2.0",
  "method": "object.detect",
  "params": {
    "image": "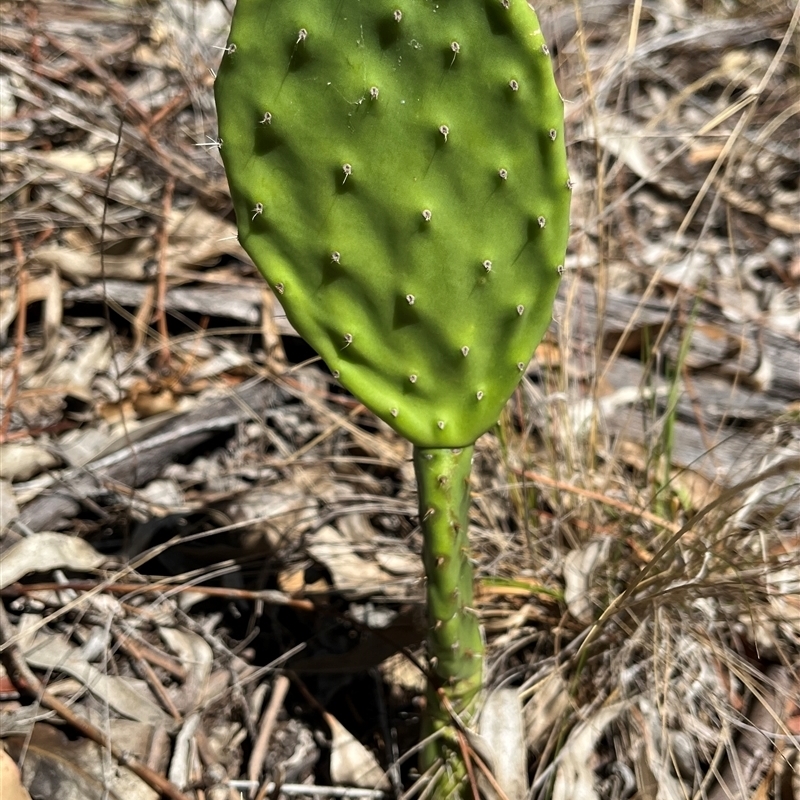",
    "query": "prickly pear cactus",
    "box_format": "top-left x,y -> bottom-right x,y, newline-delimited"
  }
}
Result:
215,0 -> 570,450
215,1 -> 570,796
